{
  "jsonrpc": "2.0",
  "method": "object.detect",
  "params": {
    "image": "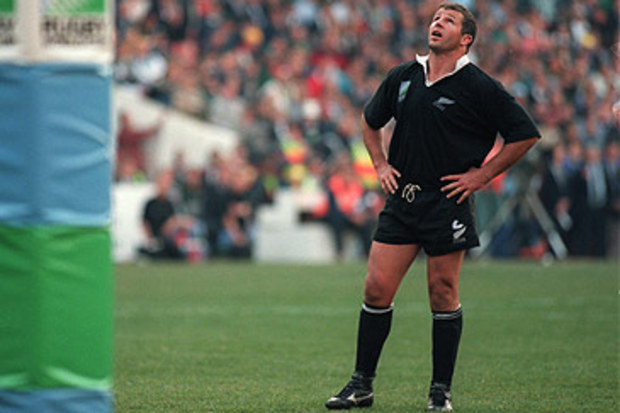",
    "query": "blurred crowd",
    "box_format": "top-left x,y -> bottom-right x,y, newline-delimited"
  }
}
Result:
114,0 -> 619,261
